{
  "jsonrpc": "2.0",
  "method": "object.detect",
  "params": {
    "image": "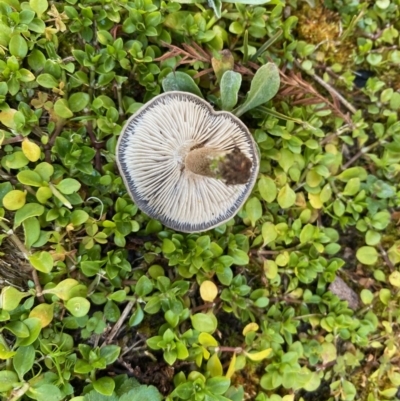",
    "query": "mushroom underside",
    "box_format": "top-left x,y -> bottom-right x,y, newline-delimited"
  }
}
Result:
117,92 -> 259,232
